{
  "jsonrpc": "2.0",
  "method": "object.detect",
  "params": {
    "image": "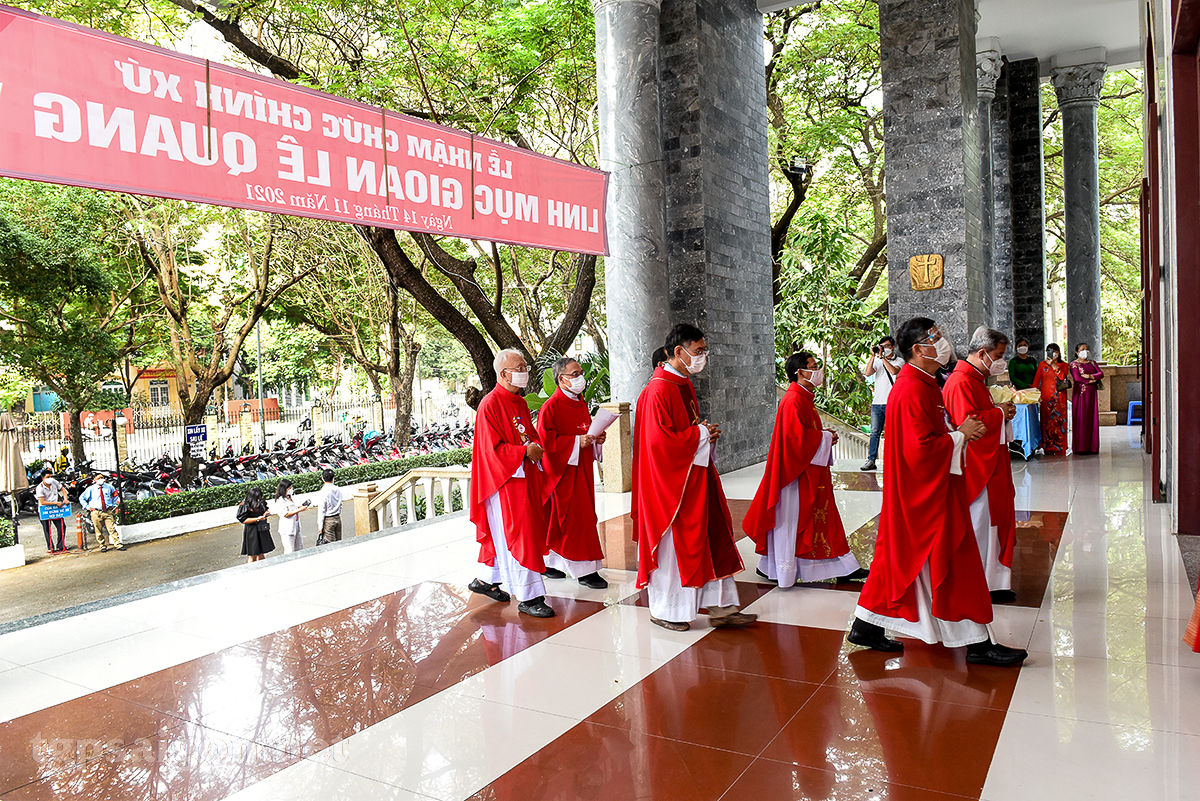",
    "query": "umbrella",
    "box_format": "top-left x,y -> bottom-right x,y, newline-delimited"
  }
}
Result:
0,412 -> 28,543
